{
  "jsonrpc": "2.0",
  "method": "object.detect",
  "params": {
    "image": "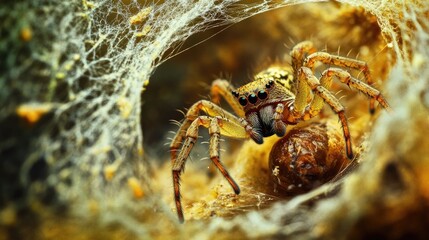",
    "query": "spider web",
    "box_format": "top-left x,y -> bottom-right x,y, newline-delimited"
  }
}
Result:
0,0 -> 318,234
